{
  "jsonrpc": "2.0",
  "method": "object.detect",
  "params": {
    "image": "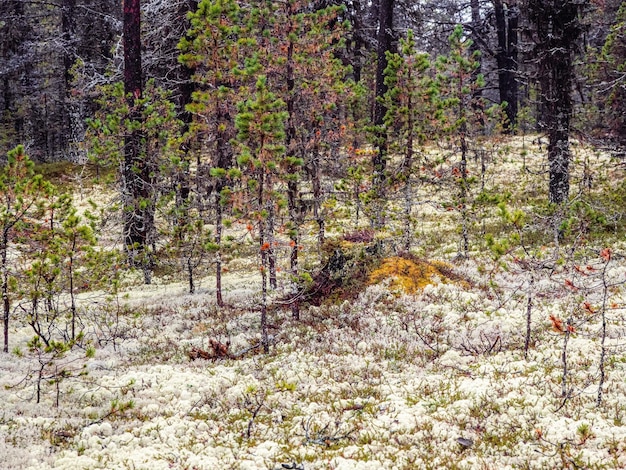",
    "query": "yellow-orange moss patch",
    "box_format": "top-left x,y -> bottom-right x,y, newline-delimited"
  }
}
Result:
368,257 -> 463,294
